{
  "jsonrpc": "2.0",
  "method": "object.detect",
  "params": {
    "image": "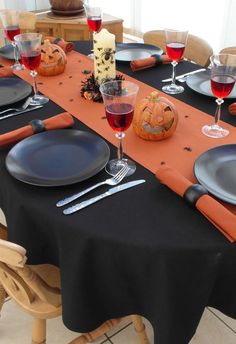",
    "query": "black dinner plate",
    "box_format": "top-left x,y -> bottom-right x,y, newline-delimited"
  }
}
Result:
115,43 -> 163,62
0,44 -> 15,60
6,129 -> 110,187
194,144 -> 236,204
0,77 -> 32,107
186,70 -> 236,98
